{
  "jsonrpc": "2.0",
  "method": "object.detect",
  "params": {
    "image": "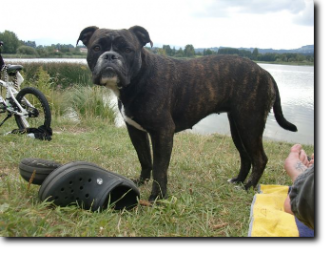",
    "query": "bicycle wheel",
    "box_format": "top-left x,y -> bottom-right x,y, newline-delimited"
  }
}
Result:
15,87 -> 51,129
